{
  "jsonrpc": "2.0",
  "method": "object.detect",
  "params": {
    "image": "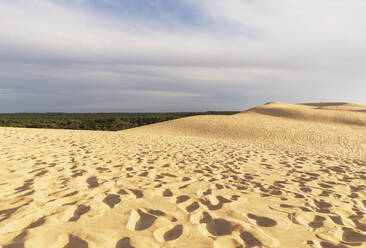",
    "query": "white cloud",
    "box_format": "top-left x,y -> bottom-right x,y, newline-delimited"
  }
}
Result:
3,0 -> 364,69
0,0 -> 365,111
